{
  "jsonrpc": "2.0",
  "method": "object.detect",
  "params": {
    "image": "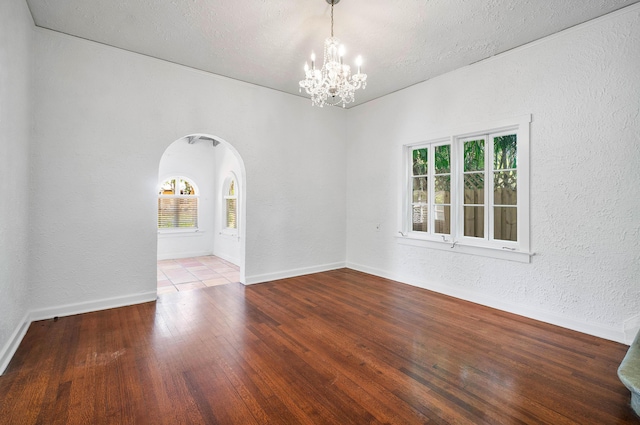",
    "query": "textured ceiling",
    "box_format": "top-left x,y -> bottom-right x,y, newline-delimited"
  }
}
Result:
25,0 -> 640,108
